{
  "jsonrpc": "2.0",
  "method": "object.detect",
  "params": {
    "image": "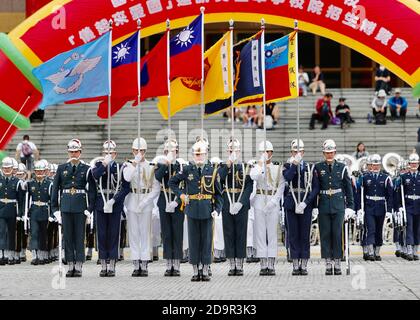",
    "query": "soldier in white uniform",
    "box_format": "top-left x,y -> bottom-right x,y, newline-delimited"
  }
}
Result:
250,141 -> 285,276
122,138 -> 160,277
